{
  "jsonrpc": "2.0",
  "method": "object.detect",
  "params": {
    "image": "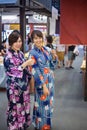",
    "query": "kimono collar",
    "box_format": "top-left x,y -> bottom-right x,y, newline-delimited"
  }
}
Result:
34,45 -> 49,60
9,48 -> 20,55
34,45 -> 42,52
34,45 -> 47,52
